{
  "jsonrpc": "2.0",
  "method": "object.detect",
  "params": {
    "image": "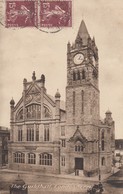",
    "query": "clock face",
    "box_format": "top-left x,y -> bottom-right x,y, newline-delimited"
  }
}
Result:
73,53 -> 84,65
